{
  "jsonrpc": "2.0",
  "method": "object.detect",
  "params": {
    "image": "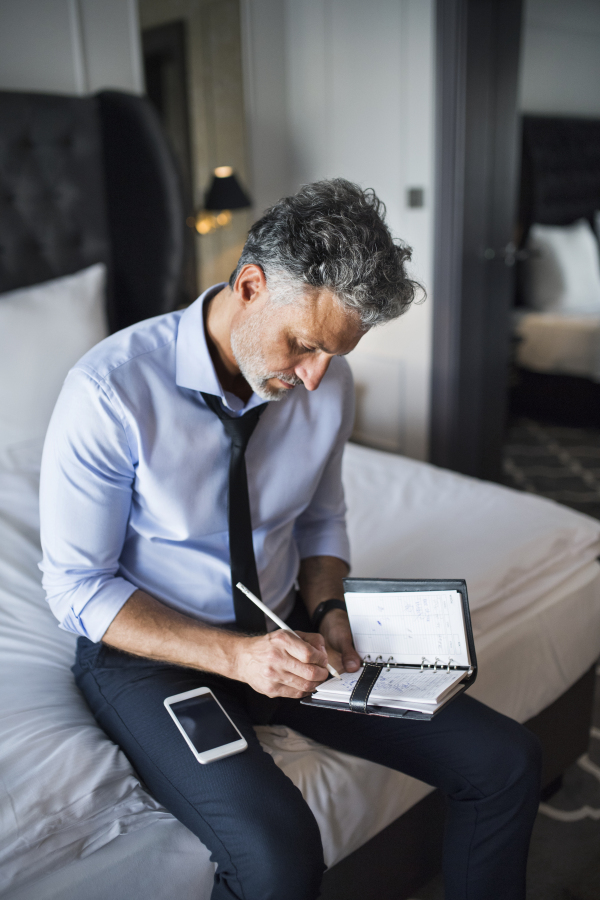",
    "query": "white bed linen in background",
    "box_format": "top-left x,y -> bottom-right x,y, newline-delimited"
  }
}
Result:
342,443 -> 600,634
0,264 -> 108,449
3,440 -> 600,897
516,218 -> 600,381
524,219 -> 600,313
514,309 -> 600,381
